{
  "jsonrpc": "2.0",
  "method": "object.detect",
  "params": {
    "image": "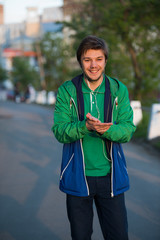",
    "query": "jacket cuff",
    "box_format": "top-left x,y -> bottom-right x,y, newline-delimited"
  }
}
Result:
79,119 -> 91,135
99,125 -> 115,139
